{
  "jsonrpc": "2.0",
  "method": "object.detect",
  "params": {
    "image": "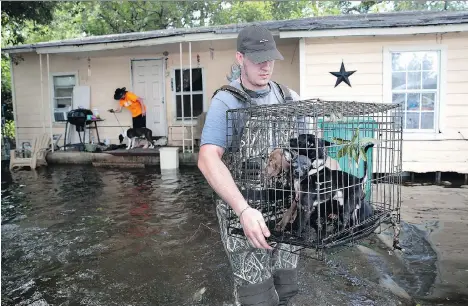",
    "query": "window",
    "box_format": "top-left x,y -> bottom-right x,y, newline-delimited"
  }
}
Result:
174,68 -> 204,121
53,74 -> 76,109
390,50 -> 440,131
